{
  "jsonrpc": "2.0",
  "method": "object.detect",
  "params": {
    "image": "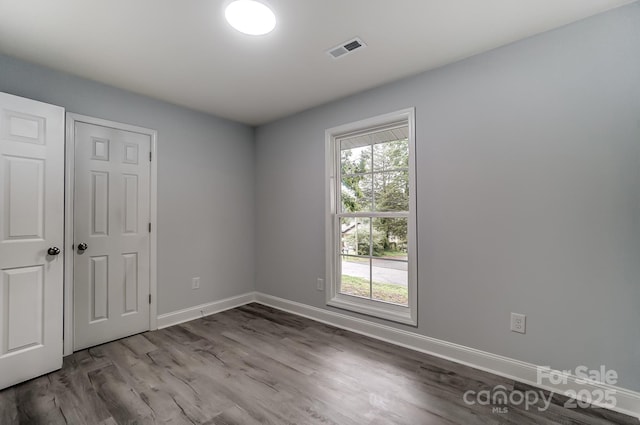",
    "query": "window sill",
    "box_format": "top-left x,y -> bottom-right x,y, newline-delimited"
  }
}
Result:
328,293 -> 417,326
